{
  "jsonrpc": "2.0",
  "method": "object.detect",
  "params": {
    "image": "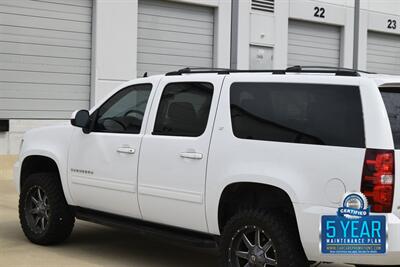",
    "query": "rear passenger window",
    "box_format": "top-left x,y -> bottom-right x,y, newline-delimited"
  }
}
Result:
230,83 -> 365,148
153,82 -> 213,137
